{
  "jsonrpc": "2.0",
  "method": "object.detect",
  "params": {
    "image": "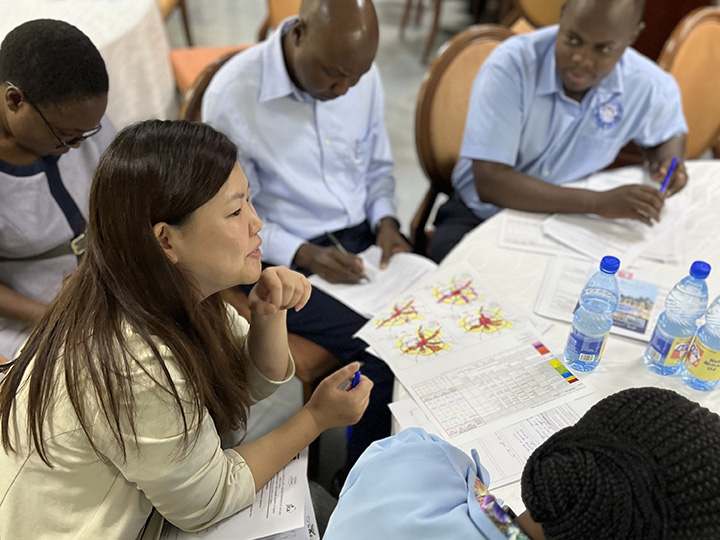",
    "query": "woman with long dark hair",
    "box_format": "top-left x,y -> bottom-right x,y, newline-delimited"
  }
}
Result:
0,120 -> 371,539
